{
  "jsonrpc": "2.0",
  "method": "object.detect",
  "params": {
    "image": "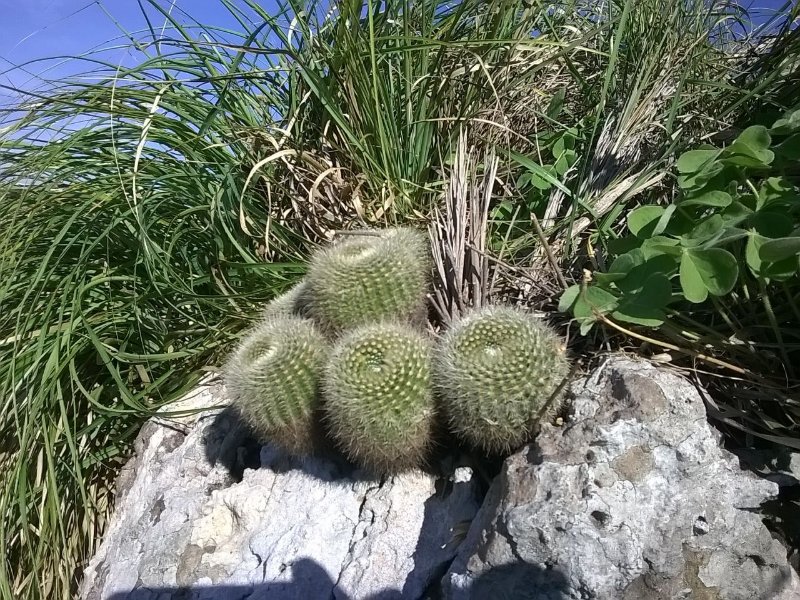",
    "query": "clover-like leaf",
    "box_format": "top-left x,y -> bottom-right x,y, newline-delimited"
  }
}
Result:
680,190 -> 732,208
628,205 -> 665,238
771,108 -> 800,135
612,273 -> 672,327
748,233 -> 799,280
558,285 -> 581,313
726,125 -> 773,165
681,214 -> 724,247
677,149 -> 720,173
759,236 -> 800,262
680,248 -> 738,303
615,254 -> 679,294
680,250 -> 707,303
